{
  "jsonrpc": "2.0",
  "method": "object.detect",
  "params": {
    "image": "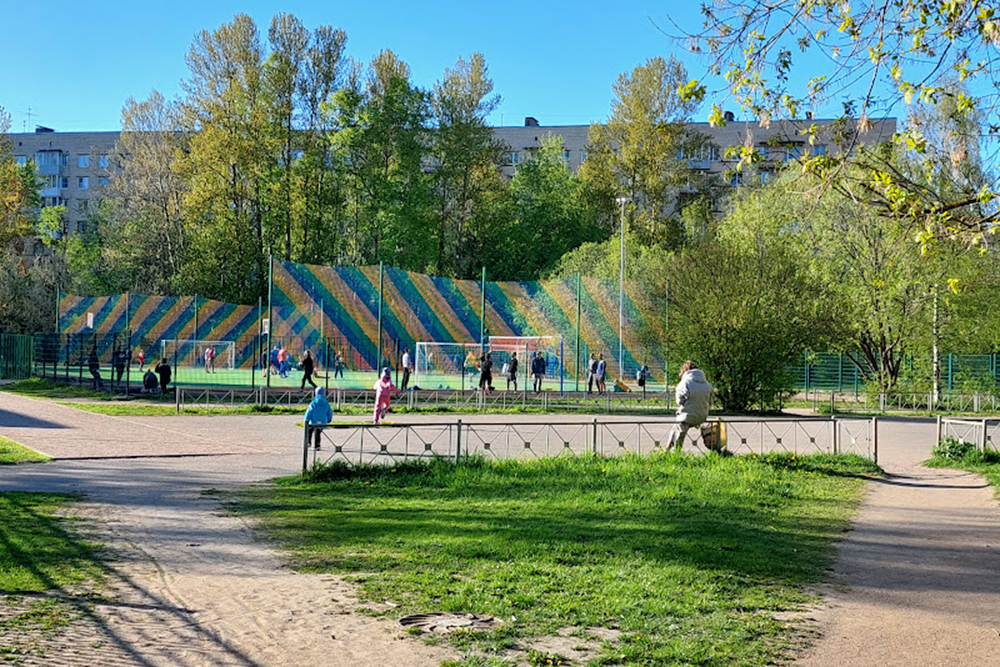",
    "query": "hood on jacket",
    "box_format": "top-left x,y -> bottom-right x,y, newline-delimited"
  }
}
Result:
683,368 -> 708,383
315,386 -> 326,398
